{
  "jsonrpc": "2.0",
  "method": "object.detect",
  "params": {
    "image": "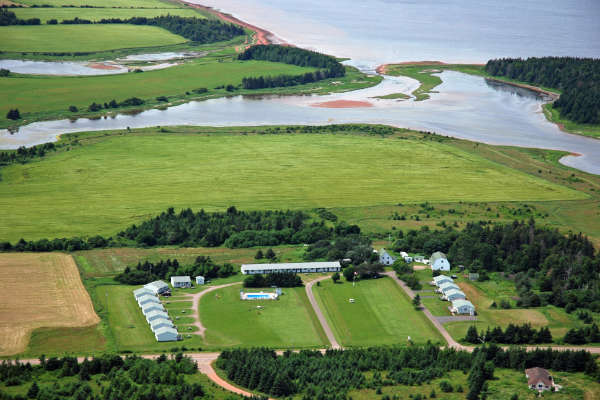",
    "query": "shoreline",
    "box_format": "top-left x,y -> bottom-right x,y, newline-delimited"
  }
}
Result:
181,1 -> 282,46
